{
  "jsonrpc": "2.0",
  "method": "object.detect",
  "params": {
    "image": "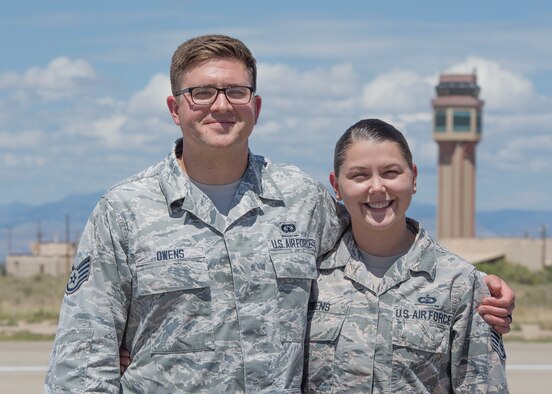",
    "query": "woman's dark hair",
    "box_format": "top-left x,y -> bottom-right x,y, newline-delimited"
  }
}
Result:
333,119 -> 413,175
